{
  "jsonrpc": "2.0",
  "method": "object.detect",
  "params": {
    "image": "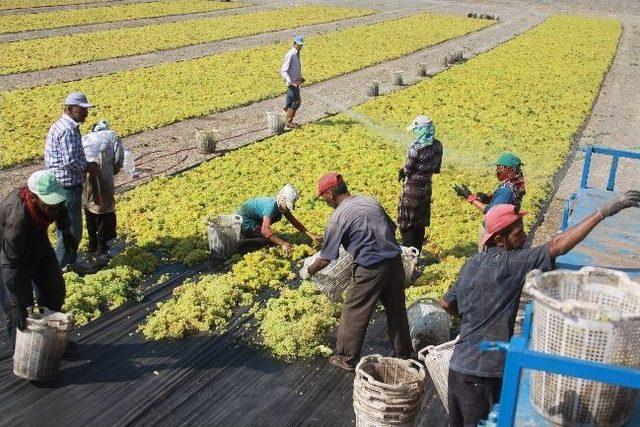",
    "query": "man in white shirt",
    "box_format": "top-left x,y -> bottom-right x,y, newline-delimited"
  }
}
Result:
280,36 -> 305,129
